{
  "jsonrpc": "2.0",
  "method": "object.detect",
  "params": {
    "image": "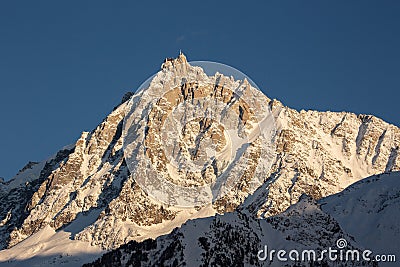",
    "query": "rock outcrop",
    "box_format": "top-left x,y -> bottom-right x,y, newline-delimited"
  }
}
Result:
0,53 -> 398,263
